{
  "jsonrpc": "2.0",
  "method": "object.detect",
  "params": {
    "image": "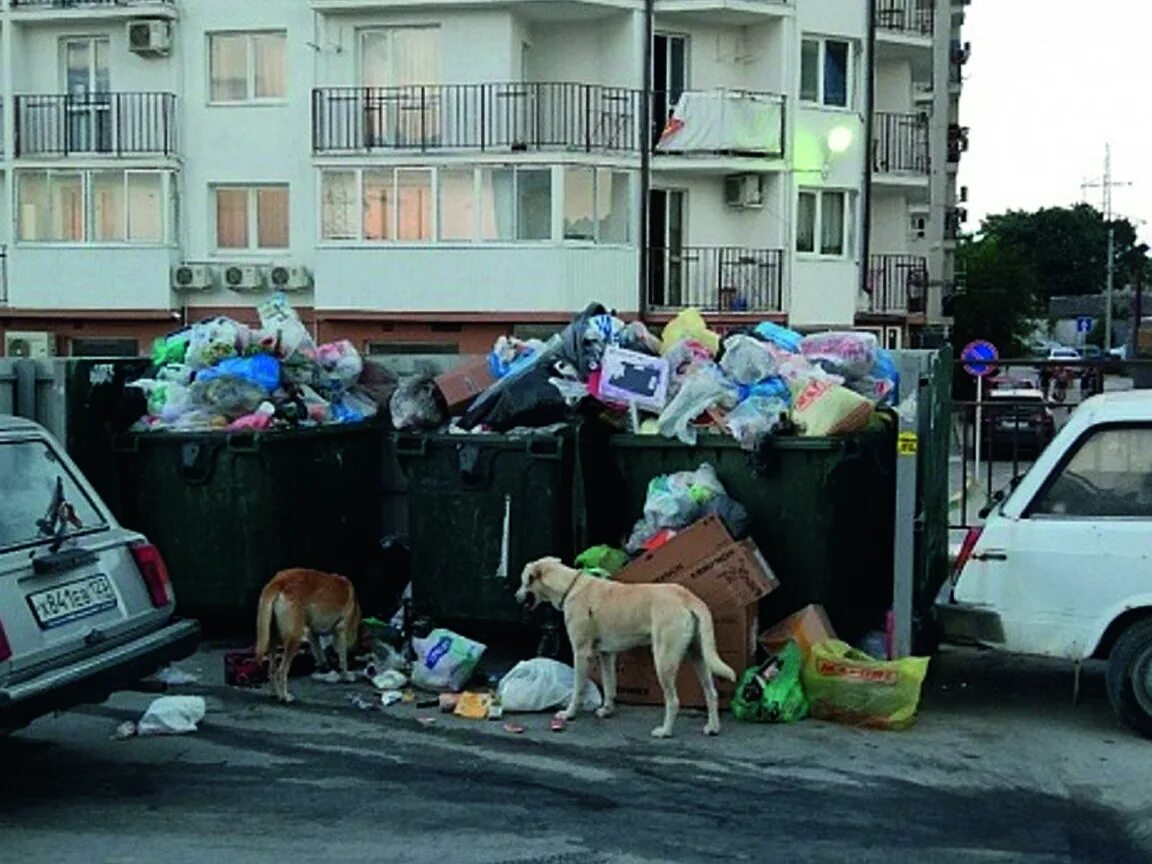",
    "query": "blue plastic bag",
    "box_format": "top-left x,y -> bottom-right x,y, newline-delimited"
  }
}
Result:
195,354 -> 281,393
739,376 -> 791,405
871,350 -> 900,405
753,321 -> 804,353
